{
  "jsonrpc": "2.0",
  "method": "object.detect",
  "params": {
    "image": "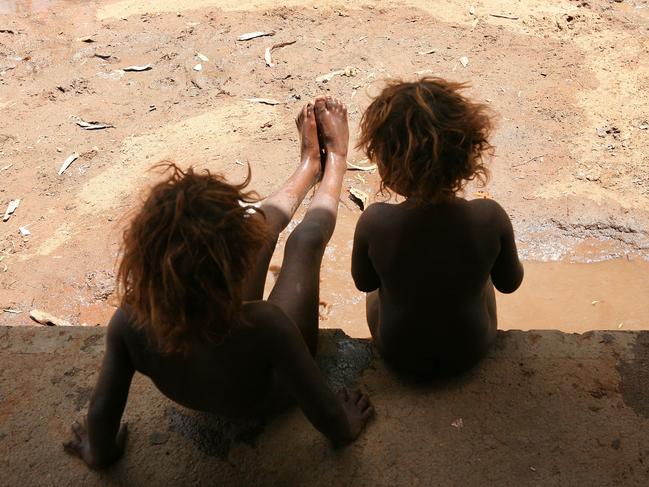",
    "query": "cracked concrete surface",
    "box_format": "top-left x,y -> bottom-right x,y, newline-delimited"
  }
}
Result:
1,326 -> 648,486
